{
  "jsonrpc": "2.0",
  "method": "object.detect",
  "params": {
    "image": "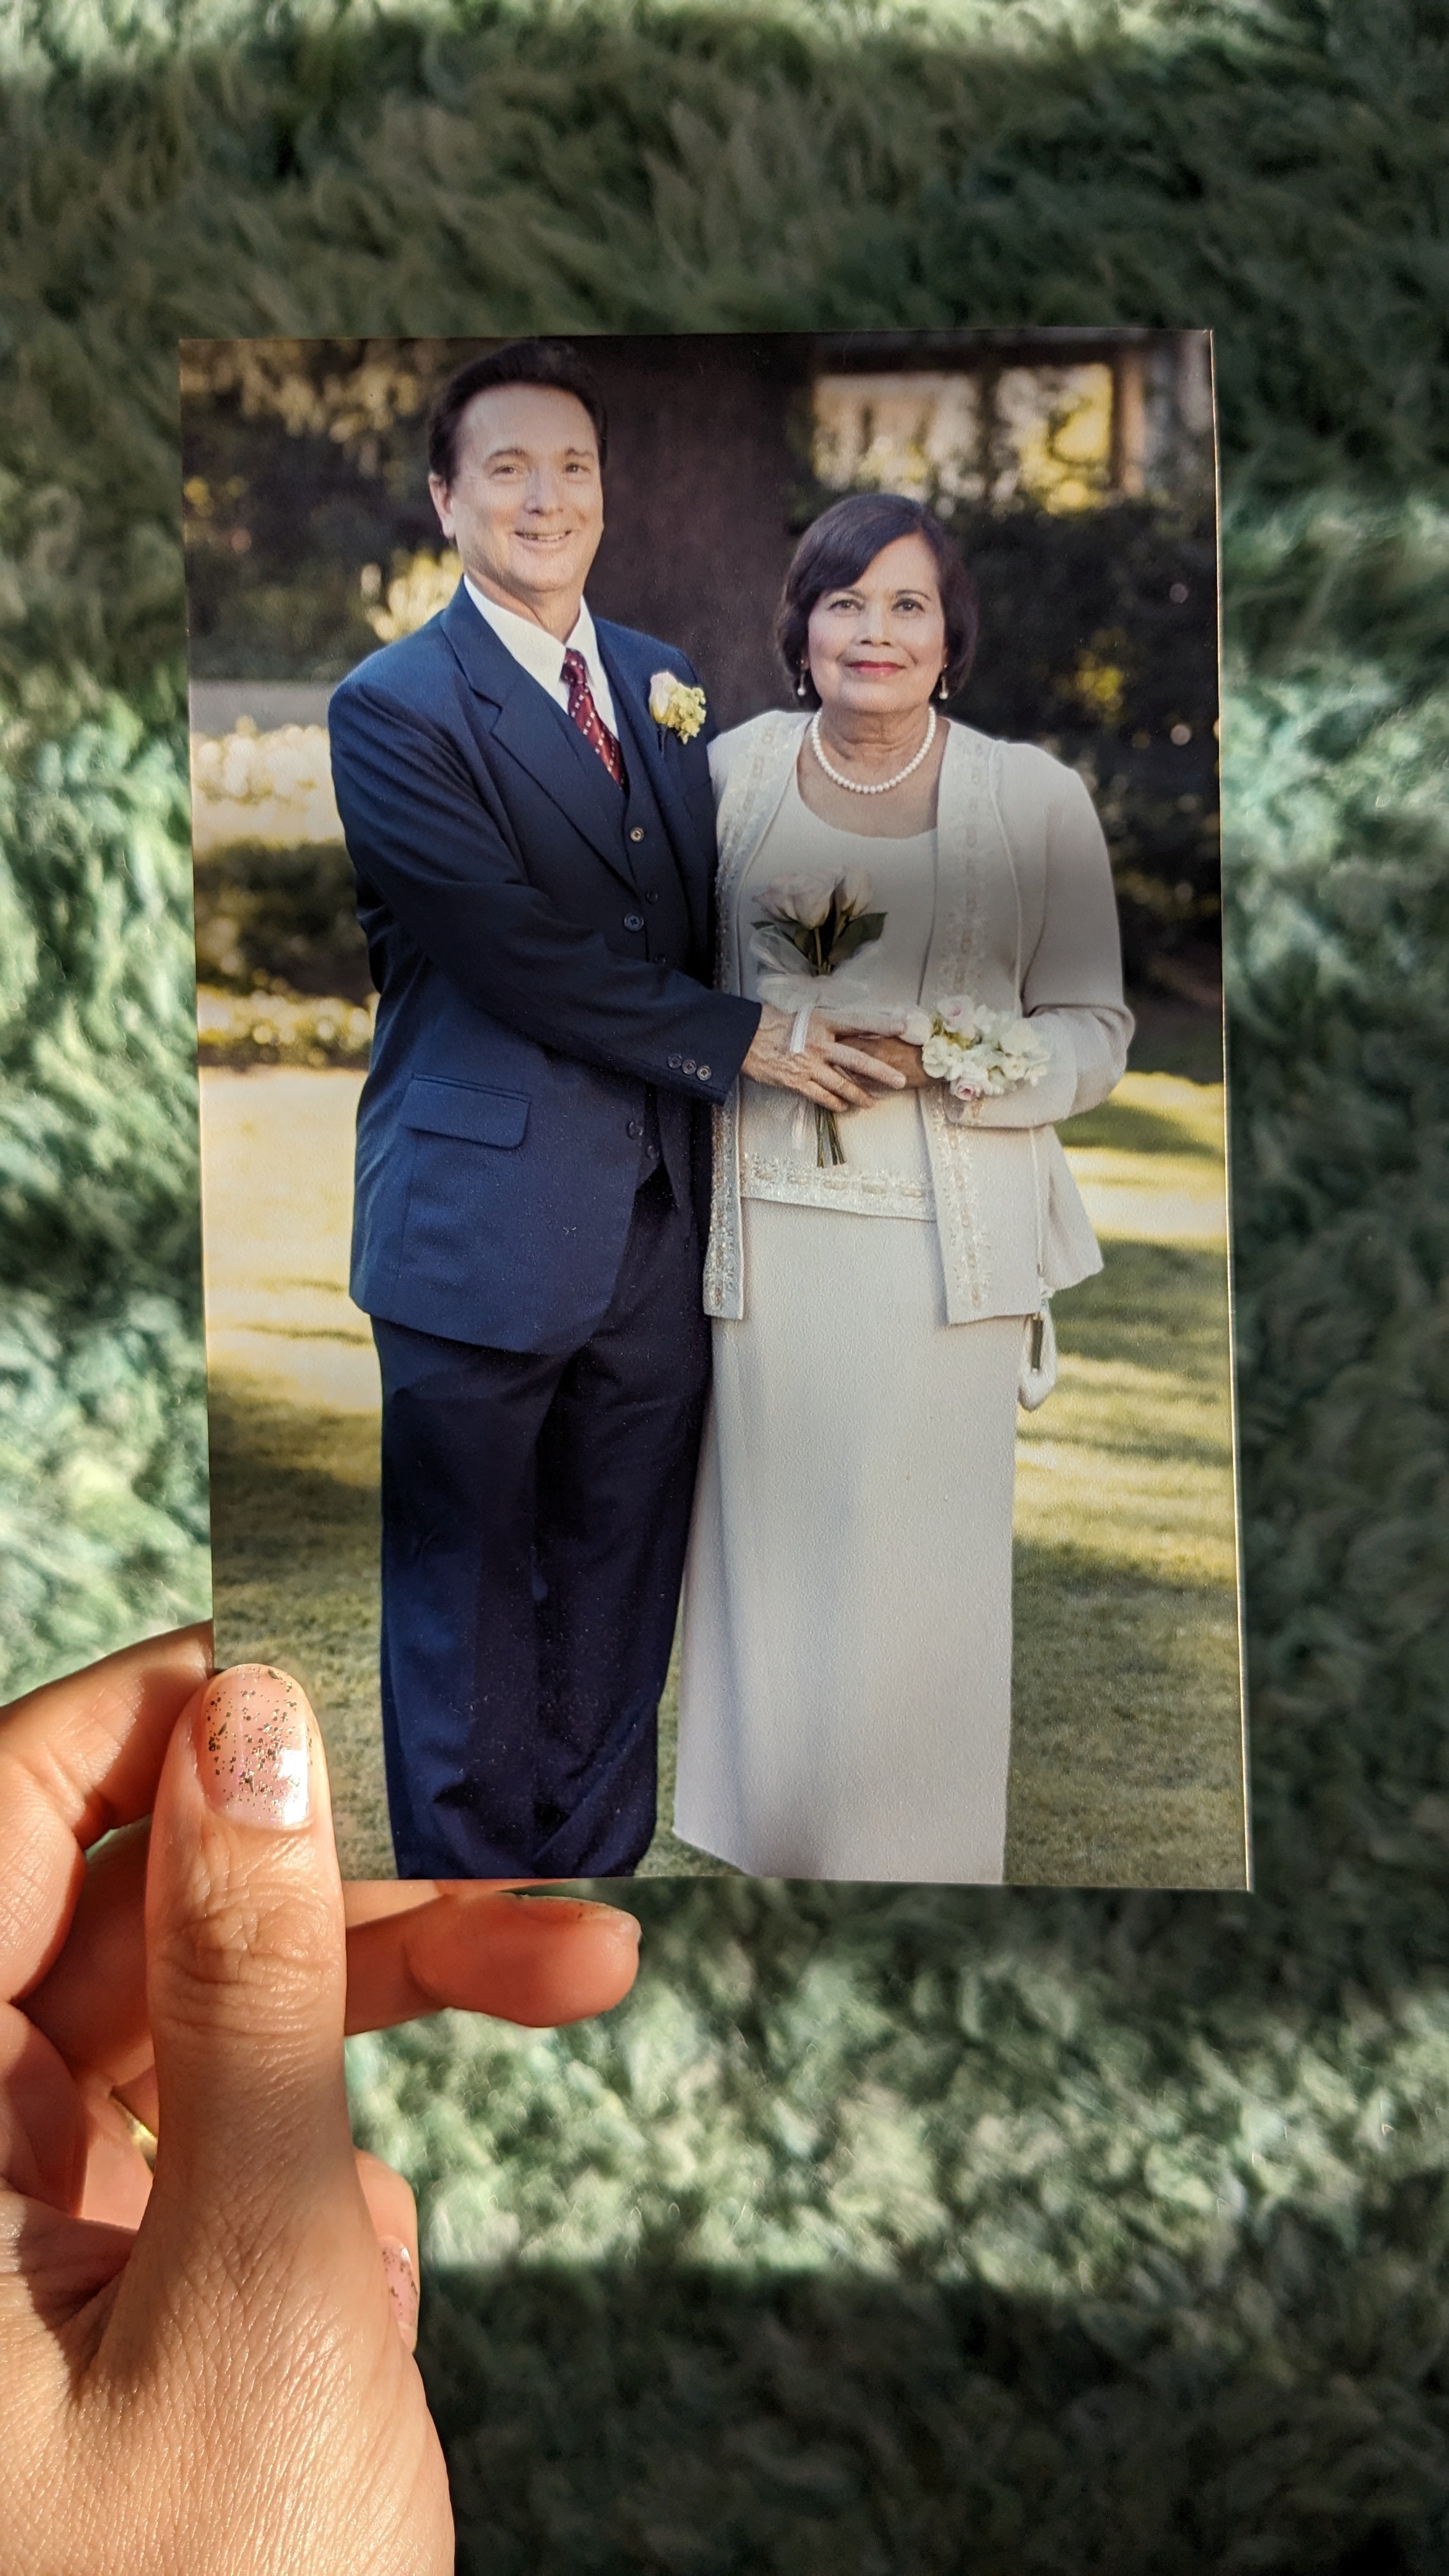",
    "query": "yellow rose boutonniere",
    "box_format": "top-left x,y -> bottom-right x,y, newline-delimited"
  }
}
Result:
649,670 -> 707,744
